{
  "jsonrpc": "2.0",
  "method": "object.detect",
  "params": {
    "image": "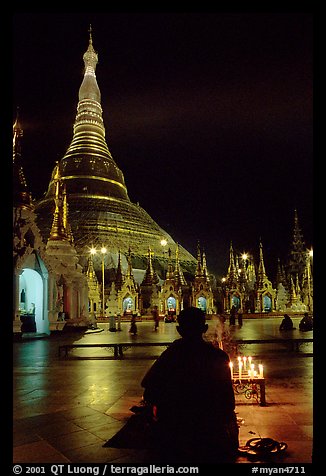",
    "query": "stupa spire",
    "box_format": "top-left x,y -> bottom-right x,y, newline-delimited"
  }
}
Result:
257,239 -> 267,282
165,247 -> 174,280
227,241 -> 238,288
35,30 -> 196,277
195,241 -> 202,278
49,163 -> 68,241
115,250 -> 124,290
13,109 -> 33,208
202,248 -> 209,281
41,28 -> 128,207
174,244 -> 187,286
142,248 -> 159,285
